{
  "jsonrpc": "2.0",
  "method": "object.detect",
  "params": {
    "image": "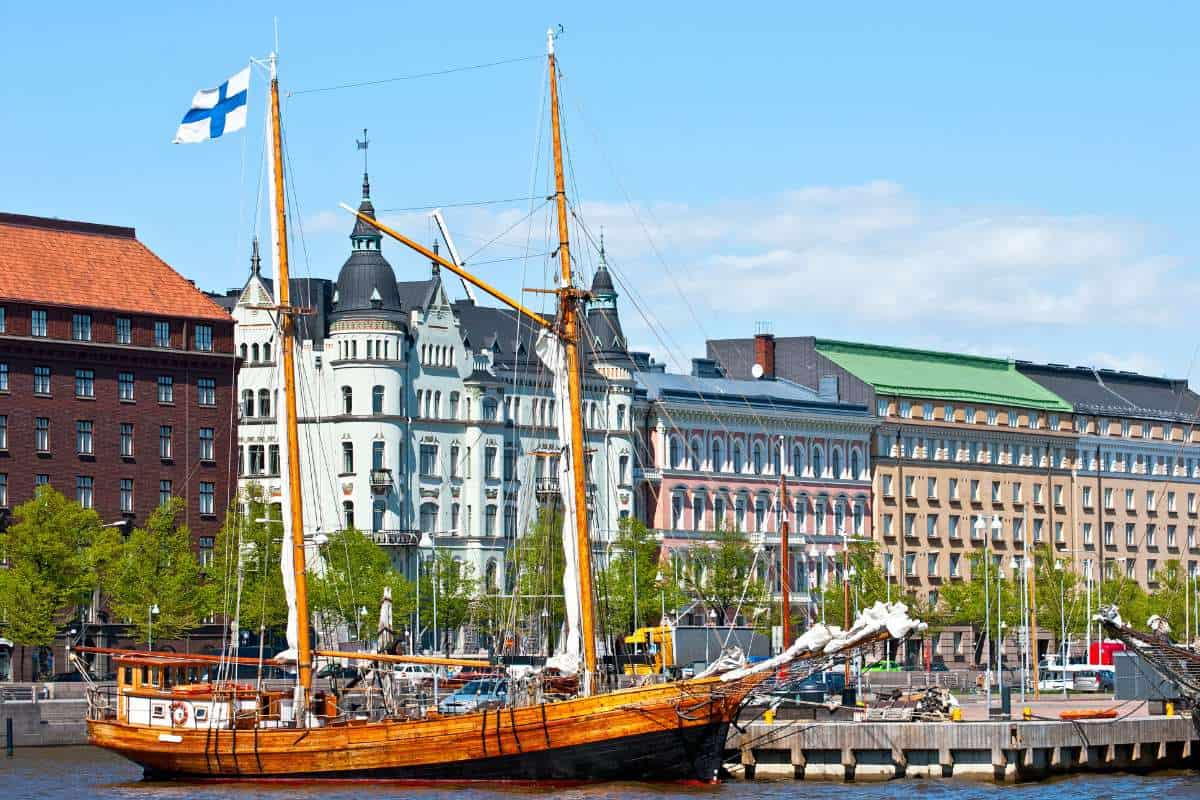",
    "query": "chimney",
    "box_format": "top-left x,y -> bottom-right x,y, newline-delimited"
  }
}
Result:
754,331 -> 775,380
